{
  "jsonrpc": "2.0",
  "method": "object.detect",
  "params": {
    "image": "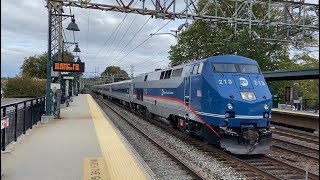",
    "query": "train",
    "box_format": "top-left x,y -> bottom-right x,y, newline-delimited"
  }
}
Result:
91,55 -> 272,154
